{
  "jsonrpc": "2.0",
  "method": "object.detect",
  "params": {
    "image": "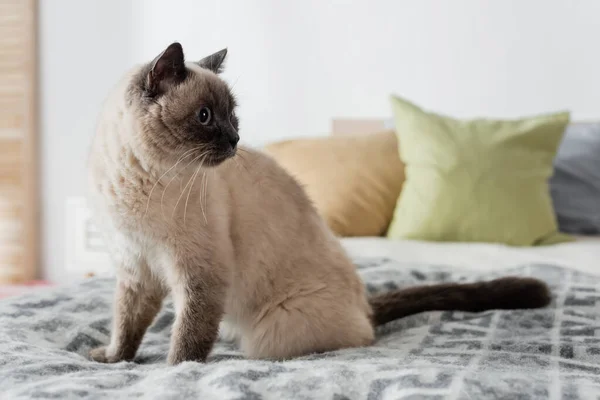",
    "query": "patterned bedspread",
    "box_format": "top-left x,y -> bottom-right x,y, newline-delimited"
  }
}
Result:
1,258 -> 599,399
